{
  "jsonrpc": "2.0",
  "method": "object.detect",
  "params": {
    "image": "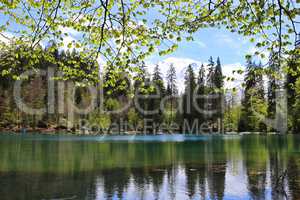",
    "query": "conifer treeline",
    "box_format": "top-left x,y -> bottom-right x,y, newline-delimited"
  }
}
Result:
0,43 -> 300,134
237,54 -> 300,133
